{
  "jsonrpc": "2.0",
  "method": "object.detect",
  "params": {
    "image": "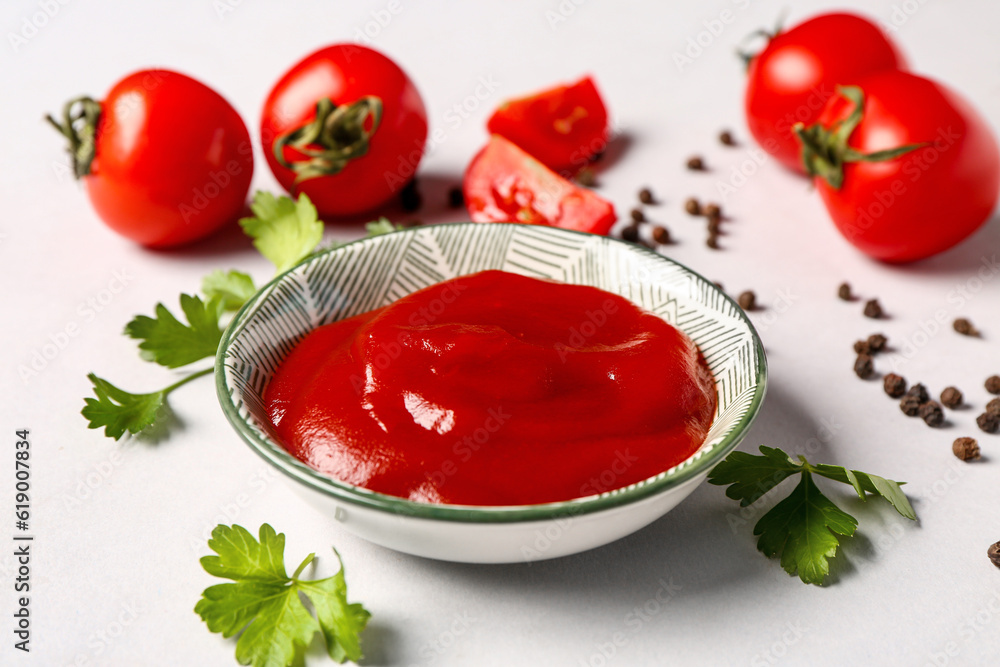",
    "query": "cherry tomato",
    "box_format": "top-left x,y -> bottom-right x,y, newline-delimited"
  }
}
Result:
463,135 -> 616,235
486,76 -> 609,175
48,69 -> 253,247
806,71 -> 1000,262
261,44 -> 428,218
744,12 -> 906,174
